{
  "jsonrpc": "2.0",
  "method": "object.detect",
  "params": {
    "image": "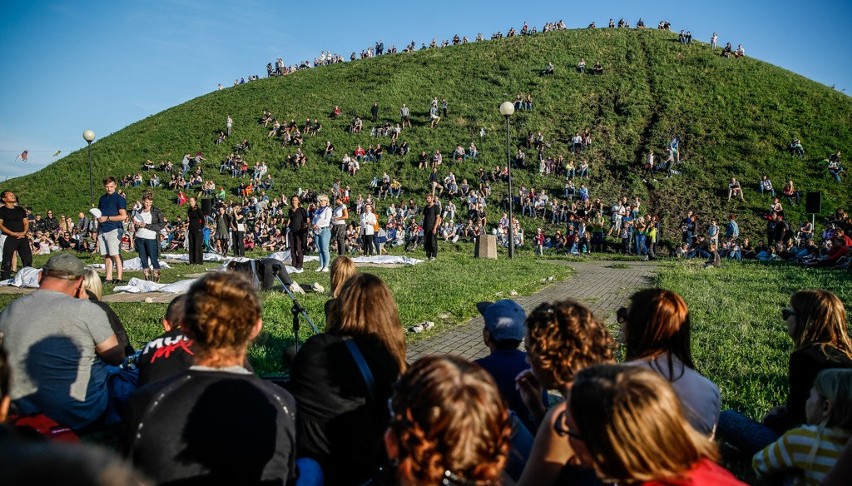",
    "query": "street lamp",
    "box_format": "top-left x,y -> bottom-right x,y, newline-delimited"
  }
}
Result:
499,101 -> 515,258
83,129 -> 96,207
